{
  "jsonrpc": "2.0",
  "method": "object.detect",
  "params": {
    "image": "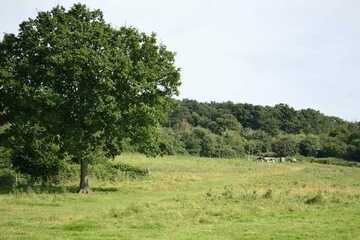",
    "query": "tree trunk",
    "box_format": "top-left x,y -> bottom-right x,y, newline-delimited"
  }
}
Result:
79,159 -> 90,193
